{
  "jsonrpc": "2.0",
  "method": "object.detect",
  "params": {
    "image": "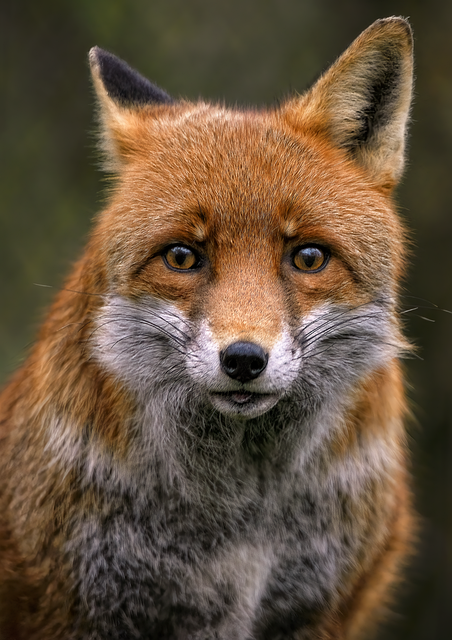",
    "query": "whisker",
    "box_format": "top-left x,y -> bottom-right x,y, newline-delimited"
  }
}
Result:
97,313 -> 189,344
296,299 -> 389,344
103,336 -> 186,359
298,338 -> 419,363
87,318 -> 186,350
33,283 -> 106,298
33,283 -> 193,334
400,294 -> 439,307
102,301 -> 192,331
399,307 -> 419,314
301,311 -> 386,350
55,322 -> 89,333
297,299 -> 381,338
400,294 -> 452,315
